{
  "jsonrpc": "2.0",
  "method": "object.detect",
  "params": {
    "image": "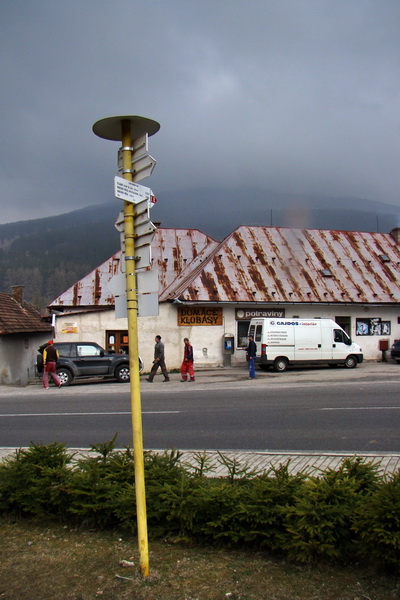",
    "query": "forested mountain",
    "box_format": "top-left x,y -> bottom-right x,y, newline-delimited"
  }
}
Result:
0,203 -> 121,310
1,189 -> 399,311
